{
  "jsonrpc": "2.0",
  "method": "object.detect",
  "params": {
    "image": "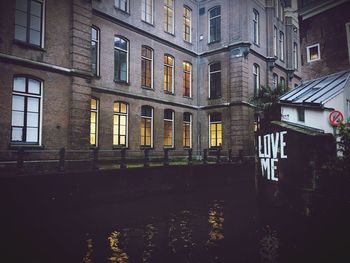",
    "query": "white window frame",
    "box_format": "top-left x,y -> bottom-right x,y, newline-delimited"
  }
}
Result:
183,62 -> 192,97
306,43 -> 321,62
113,102 -> 129,147
293,42 -> 298,70
141,46 -> 154,89
209,62 -> 221,99
183,6 -> 192,42
141,106 -> 153,148
208,113 -> 222,148
164,0 -> 175,34
253,9 -> 260,45
183,113 -> 192,148
253,63 -> 260,95
208,6 -> 221,43
164,54 -> 175,94
273,26 -> 278,57
279,31 -> 285,61
141,0 -> 153,24
114,36 -> 129,83
91,26 -> 100,76
164,109 -> 175,148
115,0 -> 129,13
90,98 -> 99,146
